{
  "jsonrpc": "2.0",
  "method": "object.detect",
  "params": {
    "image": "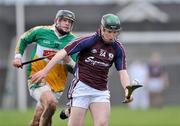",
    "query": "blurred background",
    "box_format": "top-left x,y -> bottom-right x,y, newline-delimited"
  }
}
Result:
0,0 -> 180,112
